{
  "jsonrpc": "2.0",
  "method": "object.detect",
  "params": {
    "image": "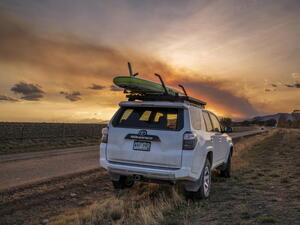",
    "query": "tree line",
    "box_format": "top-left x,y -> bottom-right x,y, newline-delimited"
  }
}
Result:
220,116 -> 300,128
